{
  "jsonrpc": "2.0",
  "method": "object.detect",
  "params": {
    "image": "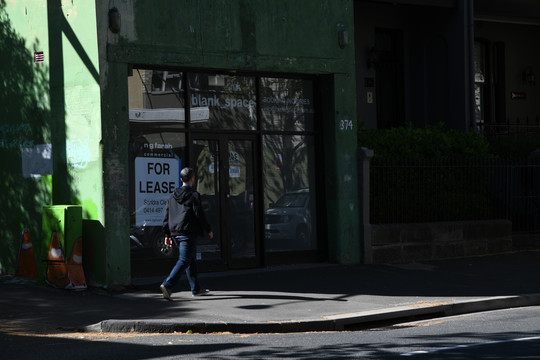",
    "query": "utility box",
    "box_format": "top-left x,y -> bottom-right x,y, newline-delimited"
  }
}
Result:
38,206 -> 82,284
